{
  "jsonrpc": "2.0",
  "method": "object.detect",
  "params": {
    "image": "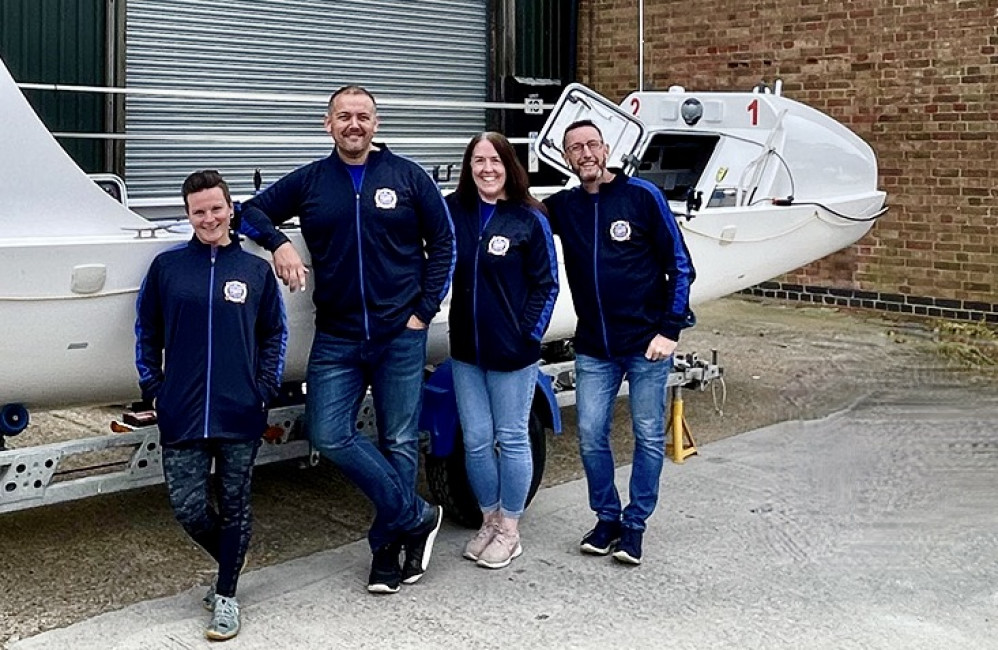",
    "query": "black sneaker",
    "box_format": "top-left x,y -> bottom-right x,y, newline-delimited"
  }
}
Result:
367,540 -> 403,594
400,505 -> 443,585
580,519 -> 621,555
612,527 -> 643,565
